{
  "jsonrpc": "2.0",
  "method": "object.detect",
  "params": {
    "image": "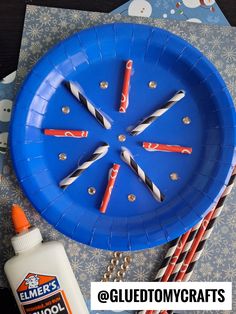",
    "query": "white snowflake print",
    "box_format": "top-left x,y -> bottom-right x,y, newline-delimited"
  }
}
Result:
224,63 -> 236,77
85,262 -> 99,276
27,25 -> 43,39
78,272 -> 88,282
70,257 -> 81,271
21,37 -> 29,47
189,33 -> 198,44
90,249 -> 107,262
222,47 -> 236,62
133,267 -> 150,281
223,265 -> 236,281
30,42 -> 42,54
20,50 -> 30,61
205,50 -> 215,61
69,11 -> 81,22
27,5 -> 38,15
210,36 -> 222,50
132,253 -> 148,267
68,242 -> 81,257
227,78 -> 236,98
38,12 -> 51,26
214,59 -> 223,70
